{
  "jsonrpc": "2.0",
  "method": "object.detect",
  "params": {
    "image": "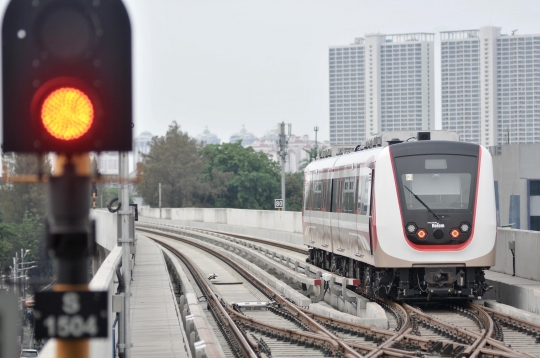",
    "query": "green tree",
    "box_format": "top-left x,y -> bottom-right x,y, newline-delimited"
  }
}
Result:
202,141 -> 280,210
0,213 -> 51,279
298,148 -> 321,172
0,154 -> 52,281
101,187 -> 134,208
0,153 -> 52,223
284,172 -> 304,212
137,122 -> 216,207
0,232 -> 13,273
